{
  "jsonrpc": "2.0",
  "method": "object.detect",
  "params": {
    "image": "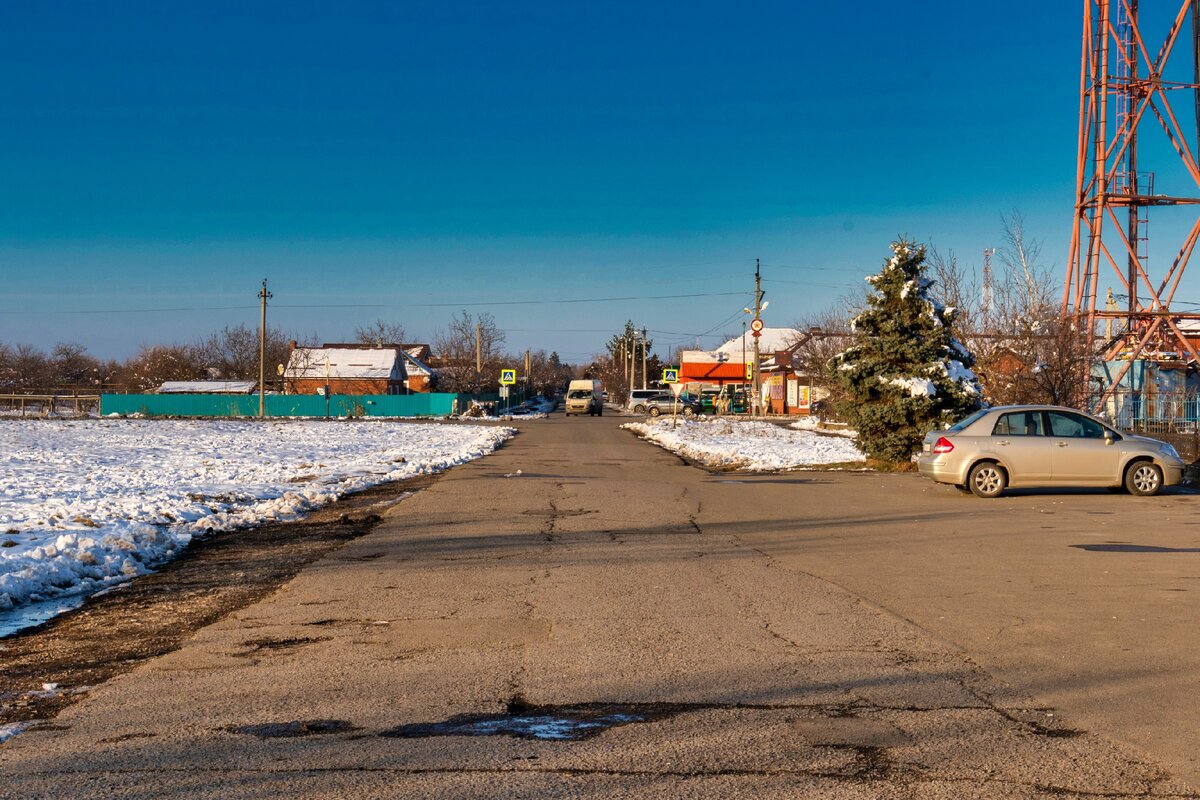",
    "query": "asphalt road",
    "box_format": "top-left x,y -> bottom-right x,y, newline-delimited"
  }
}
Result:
2,414 -> 1198,798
